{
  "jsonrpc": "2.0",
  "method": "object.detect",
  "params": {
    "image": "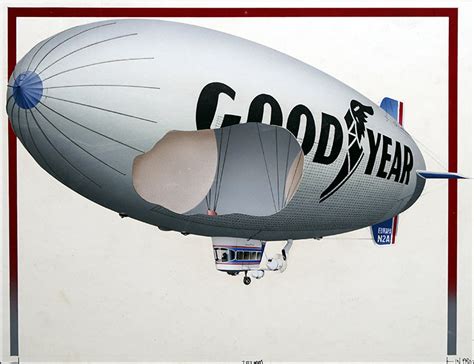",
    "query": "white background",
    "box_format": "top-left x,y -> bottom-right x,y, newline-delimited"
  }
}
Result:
1,1 -> 472,362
